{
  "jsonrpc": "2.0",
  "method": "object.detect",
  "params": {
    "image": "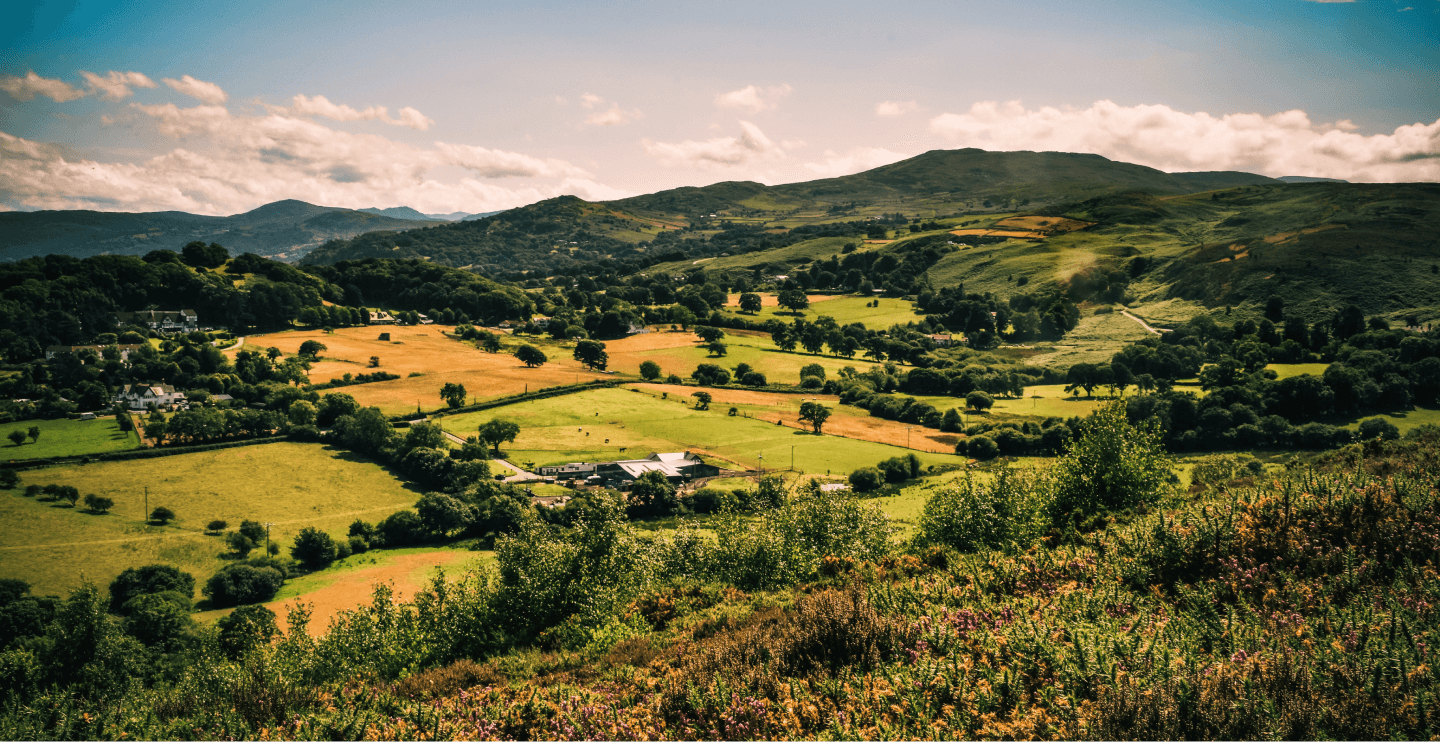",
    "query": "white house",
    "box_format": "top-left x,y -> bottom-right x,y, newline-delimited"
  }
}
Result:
115,383 -> 185,410
114,310 -> 198,333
